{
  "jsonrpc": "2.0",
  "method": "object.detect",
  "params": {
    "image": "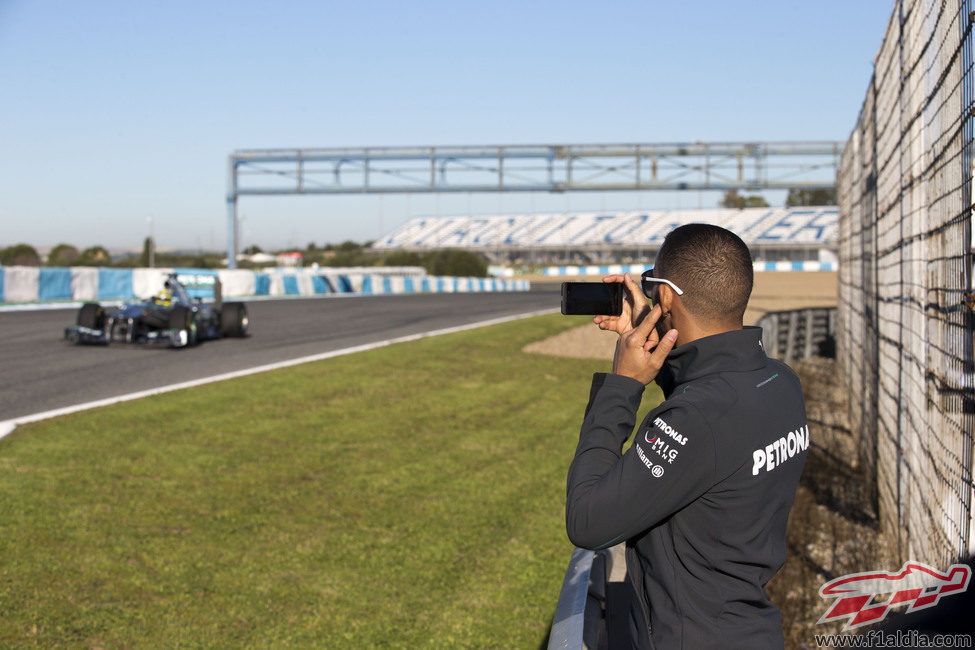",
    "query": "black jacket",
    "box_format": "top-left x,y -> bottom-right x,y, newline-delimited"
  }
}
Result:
566,327 -> 807,649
